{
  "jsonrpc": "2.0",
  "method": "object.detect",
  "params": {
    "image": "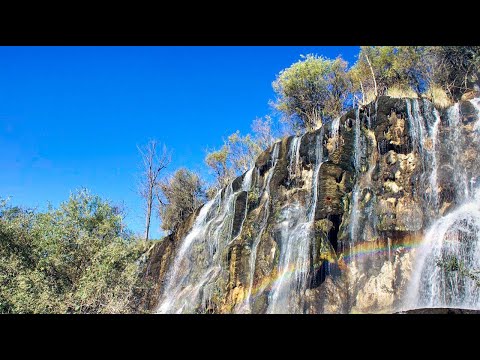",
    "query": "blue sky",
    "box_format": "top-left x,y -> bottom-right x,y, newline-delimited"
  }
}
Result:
0,46 -> 359,238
